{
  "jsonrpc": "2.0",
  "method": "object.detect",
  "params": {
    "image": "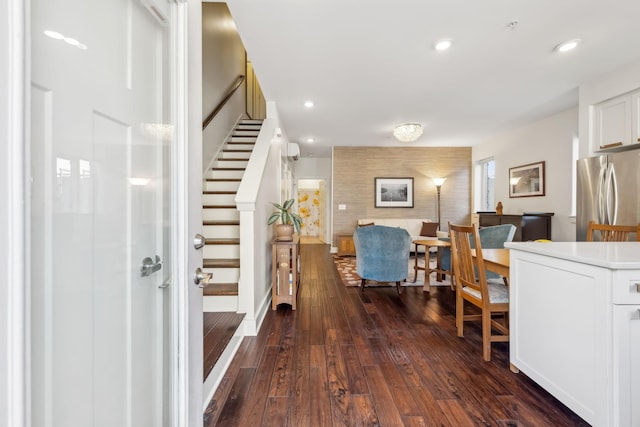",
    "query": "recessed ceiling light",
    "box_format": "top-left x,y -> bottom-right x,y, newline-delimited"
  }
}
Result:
306,137 -> 314,143
434,39 -> 453,51
304,100 -> 314,108
556,38 -> 581,53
